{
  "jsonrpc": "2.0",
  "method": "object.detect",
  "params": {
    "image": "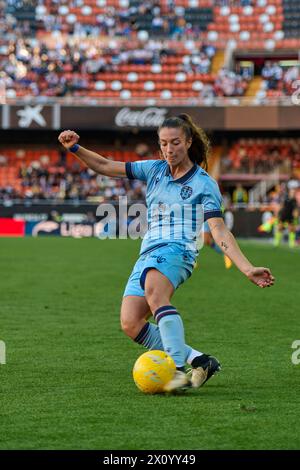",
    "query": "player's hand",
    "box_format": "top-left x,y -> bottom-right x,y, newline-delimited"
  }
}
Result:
58,130 -> 80,149
245,267 -> 275,288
